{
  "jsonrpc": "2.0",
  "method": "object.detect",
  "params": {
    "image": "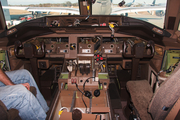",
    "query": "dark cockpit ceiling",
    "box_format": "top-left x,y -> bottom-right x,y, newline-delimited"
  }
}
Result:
0,15 -> 171,47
